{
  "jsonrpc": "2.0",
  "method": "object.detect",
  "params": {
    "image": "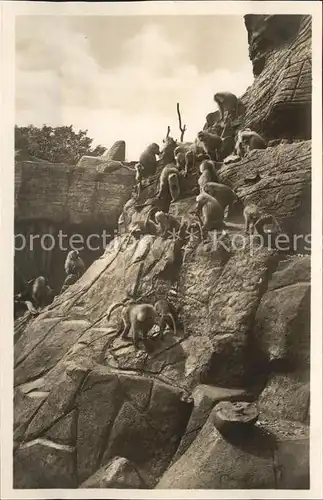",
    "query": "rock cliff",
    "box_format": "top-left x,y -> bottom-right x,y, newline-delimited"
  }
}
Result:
14,158 -> 135,291
14,14 -> 311,490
